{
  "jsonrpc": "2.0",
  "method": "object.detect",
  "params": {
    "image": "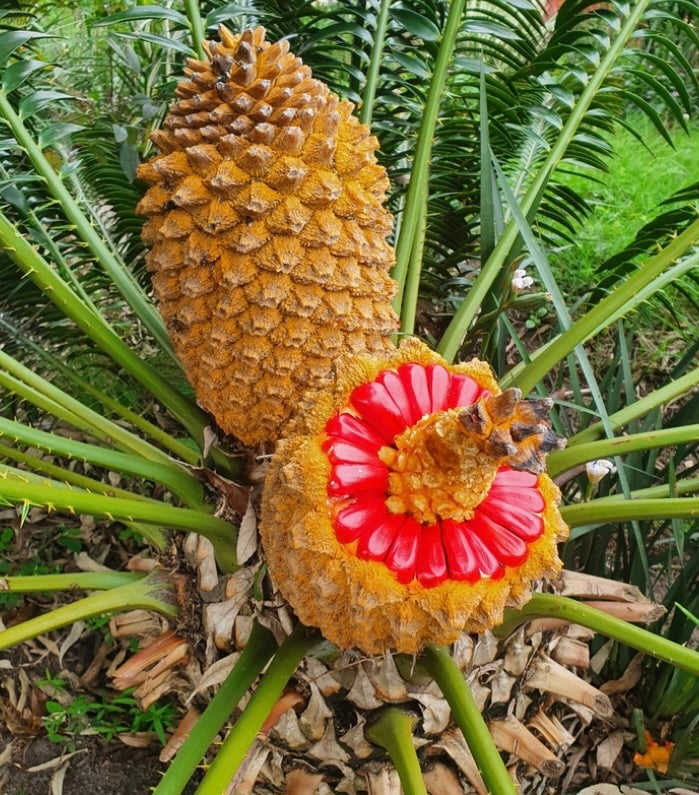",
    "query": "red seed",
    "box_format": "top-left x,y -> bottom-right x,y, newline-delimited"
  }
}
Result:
426,364 -> 451,413
350,381 -> 408,441
415,522 -> 448,587
486,486 -> 545,513
478,499 -> 544,542
442,519 -> 479,582
398,363 -> 432,420
461,522 -> 502,578
326,441 -> 382,466
324,412 -> 385,451
376,369 -> 419,425
492,467 -> 538,487
471,513 -> 528,567
334,497 -> 389,543
448,374 -> 482,409
327,463 -> 388,498
356,513 -> 406,561
385,517 -> 421,583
